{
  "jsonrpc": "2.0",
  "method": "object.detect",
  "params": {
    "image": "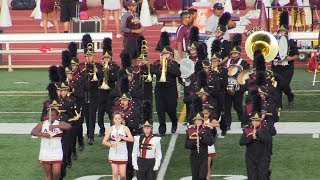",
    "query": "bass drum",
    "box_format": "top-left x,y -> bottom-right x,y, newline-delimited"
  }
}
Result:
179,58 -> 195,79
276,35 -> 288,60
